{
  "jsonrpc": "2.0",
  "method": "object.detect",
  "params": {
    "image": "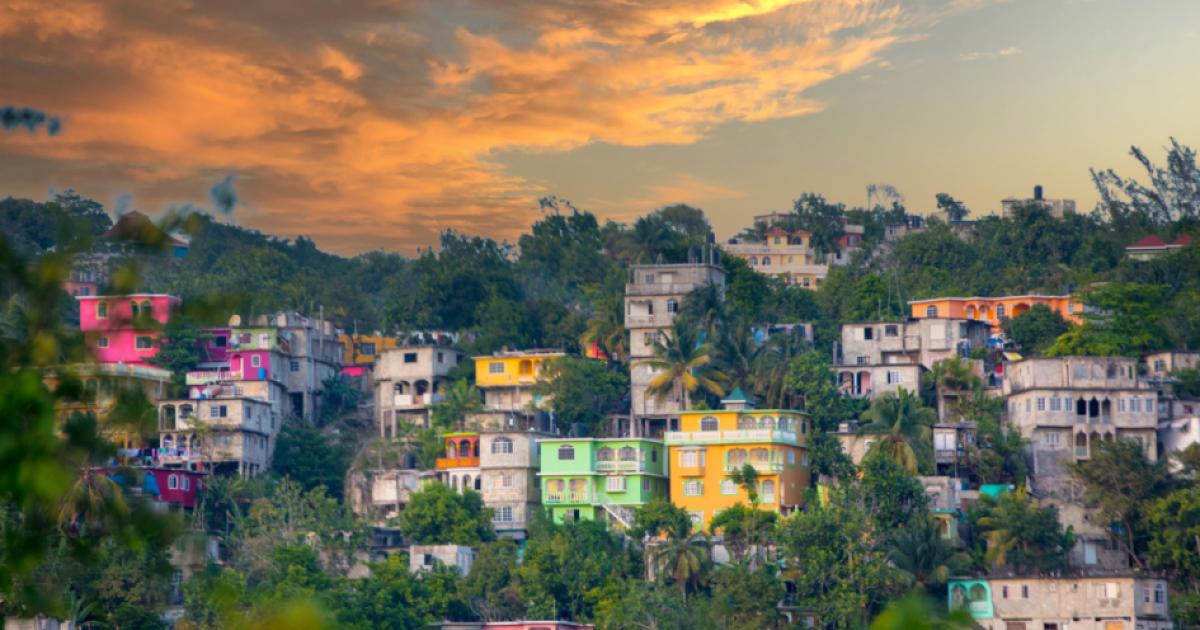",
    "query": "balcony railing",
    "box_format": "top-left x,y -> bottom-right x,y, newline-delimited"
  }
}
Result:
725,461 -> 784,473
625,282 -> 710,297
435,456 -> 480,469
595,460 -> 654,473
665,429 -> 800,445
544,492 -> 590,504
393,393 -> 445,408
